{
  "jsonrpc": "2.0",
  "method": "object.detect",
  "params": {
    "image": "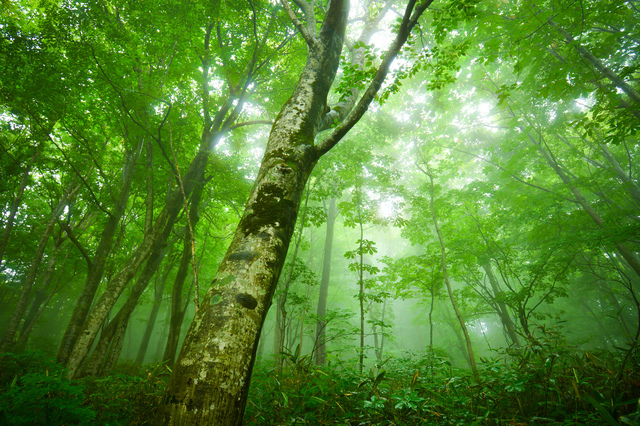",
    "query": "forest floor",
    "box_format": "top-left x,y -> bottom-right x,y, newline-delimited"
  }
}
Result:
0,340 -> 639,425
